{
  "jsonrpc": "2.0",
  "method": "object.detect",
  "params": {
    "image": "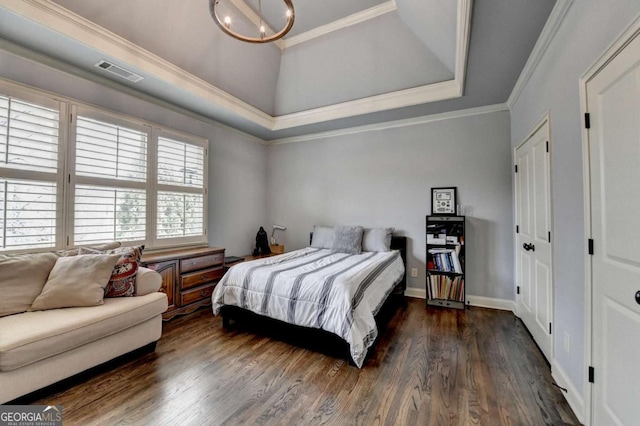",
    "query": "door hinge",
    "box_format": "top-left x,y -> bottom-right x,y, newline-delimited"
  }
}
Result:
517,286 -> 520,295
516,225 -> 519,233
68,174 -> 71,184
589,366 -> 595,383
585,113 -> 591,129
546,141 -> 549,152
66,236 -> 69,245
549,322 -> 552,334
515,164 -> 518,173
548,231 -> 551,243
588,238 -> 594,255
70,113 -> 73,123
